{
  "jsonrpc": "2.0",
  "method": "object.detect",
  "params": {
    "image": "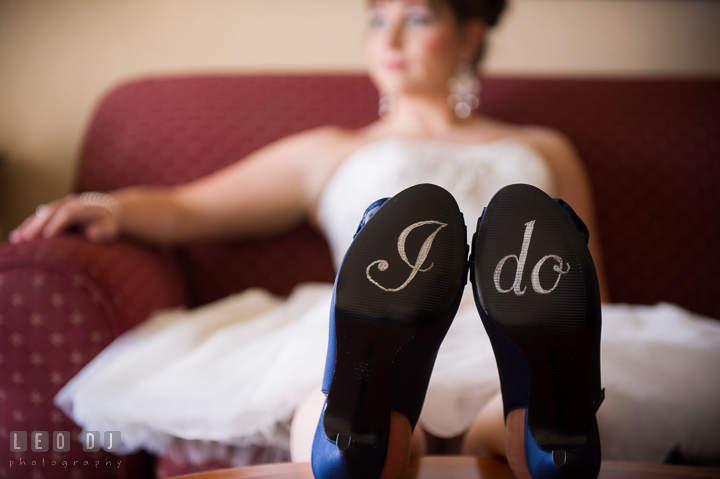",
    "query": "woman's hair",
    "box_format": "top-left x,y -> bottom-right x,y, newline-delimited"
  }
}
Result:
434,0 -> 507,66
435,0 -> 506,28
370,0 -> 507,28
